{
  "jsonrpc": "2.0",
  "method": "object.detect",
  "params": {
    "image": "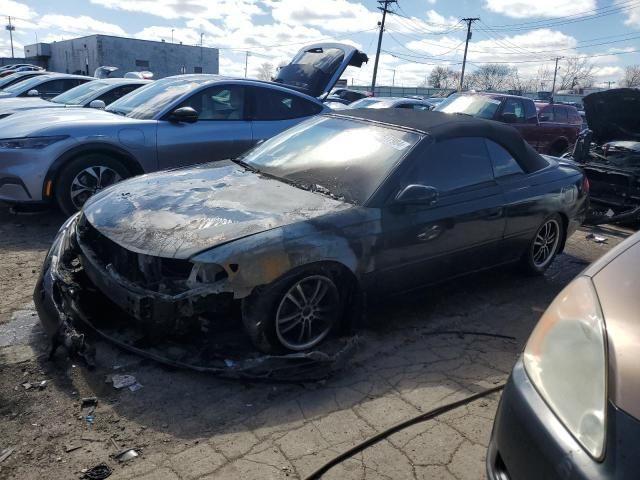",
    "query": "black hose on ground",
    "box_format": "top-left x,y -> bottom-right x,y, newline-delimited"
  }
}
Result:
303,384 -> 506,480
